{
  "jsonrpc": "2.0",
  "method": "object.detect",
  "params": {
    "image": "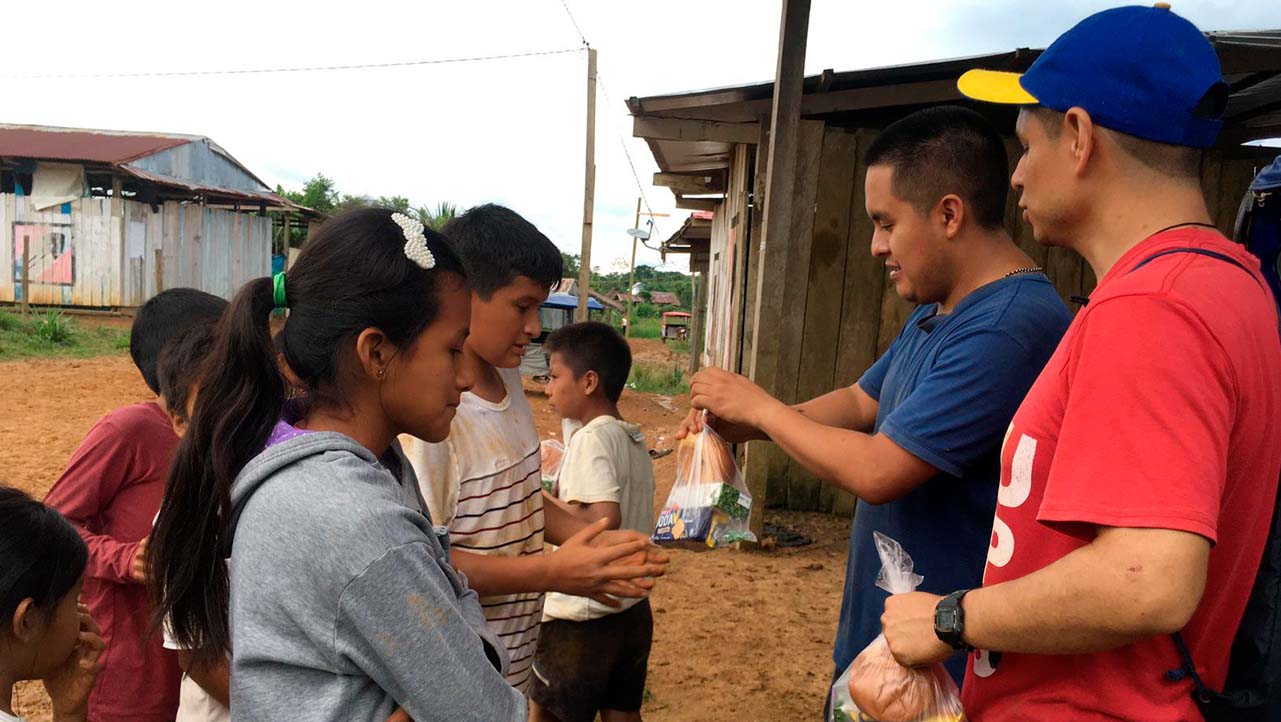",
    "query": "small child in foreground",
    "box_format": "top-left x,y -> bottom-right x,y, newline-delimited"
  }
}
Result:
532,322 -> 656,722
0,487 -> 105,722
